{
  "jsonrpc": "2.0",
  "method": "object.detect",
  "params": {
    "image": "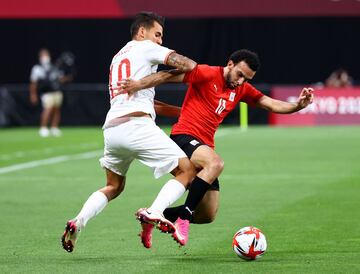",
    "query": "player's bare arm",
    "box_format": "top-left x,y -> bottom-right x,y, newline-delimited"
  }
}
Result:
257,87 -> 314,113
154,100 -> 181,117
116,70 -> 186,95
166,52 -> 197,72
114,53 -> 196,95
29,81 -> 38,104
